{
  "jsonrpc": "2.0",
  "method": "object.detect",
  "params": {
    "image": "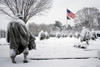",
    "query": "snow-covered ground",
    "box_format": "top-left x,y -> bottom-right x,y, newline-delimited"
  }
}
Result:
0,37 -> 100,67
